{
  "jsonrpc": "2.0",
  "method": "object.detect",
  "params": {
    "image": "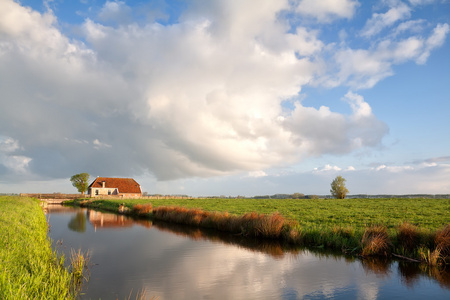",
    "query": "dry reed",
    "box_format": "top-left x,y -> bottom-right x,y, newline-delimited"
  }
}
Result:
435,224 -> 450,259
361,225 -> 391,256
152,206 -> 288,239
132,203 -> 153,216
398,222 -> 420,252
